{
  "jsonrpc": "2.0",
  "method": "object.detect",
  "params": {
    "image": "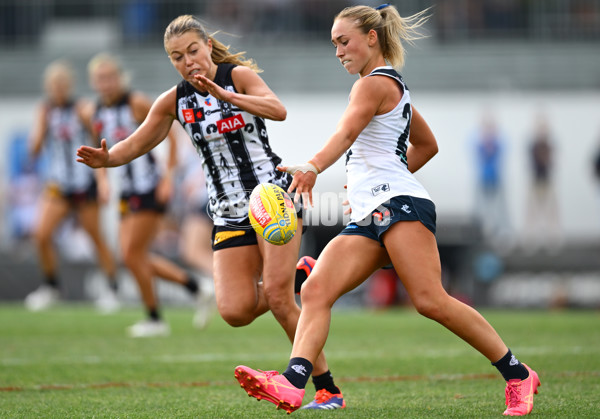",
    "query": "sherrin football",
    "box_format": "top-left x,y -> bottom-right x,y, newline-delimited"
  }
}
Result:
248,183 -> 297,245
